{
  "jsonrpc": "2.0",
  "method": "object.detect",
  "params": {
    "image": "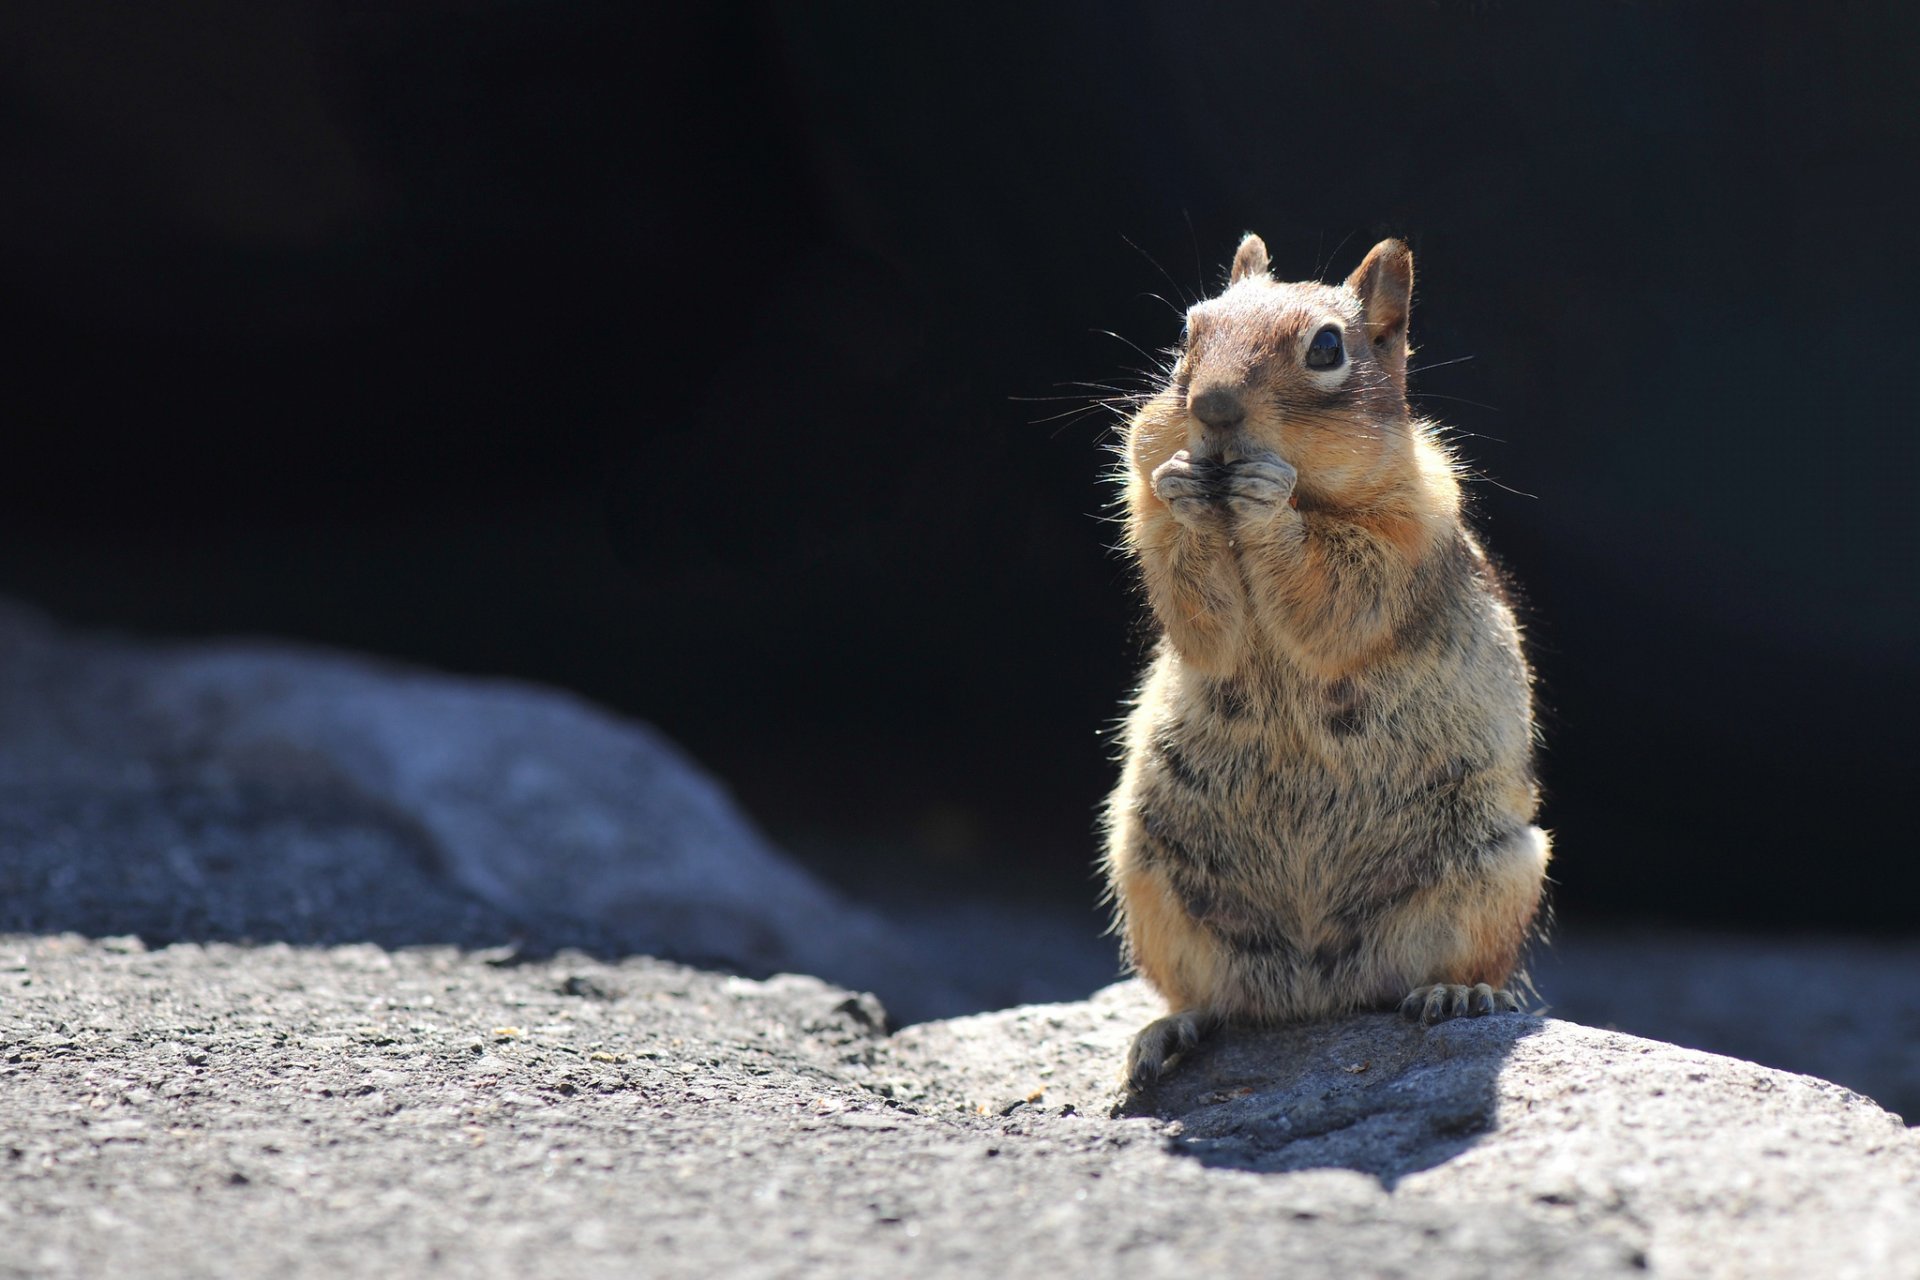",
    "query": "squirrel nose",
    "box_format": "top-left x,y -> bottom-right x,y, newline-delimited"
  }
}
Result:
1189,385 -> 1246,431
